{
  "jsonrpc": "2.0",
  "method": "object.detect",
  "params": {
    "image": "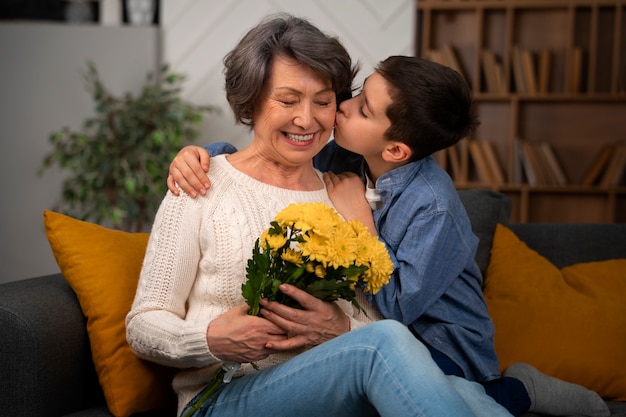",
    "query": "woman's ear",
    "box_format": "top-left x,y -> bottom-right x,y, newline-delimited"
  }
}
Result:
382,142 -> 412,163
